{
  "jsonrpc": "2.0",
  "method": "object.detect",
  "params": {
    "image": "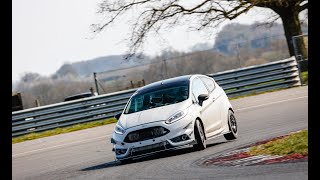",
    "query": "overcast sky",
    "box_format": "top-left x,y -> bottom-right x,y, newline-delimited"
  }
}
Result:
12,0 -> 278,82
